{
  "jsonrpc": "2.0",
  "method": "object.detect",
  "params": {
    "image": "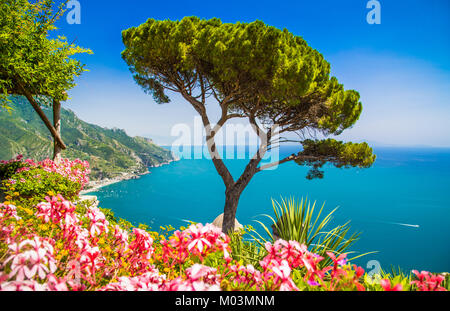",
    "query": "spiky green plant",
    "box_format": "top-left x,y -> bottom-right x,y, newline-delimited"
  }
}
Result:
381,265 -> 410,280
228,226 -> 267,268
253,197 -> 374,267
